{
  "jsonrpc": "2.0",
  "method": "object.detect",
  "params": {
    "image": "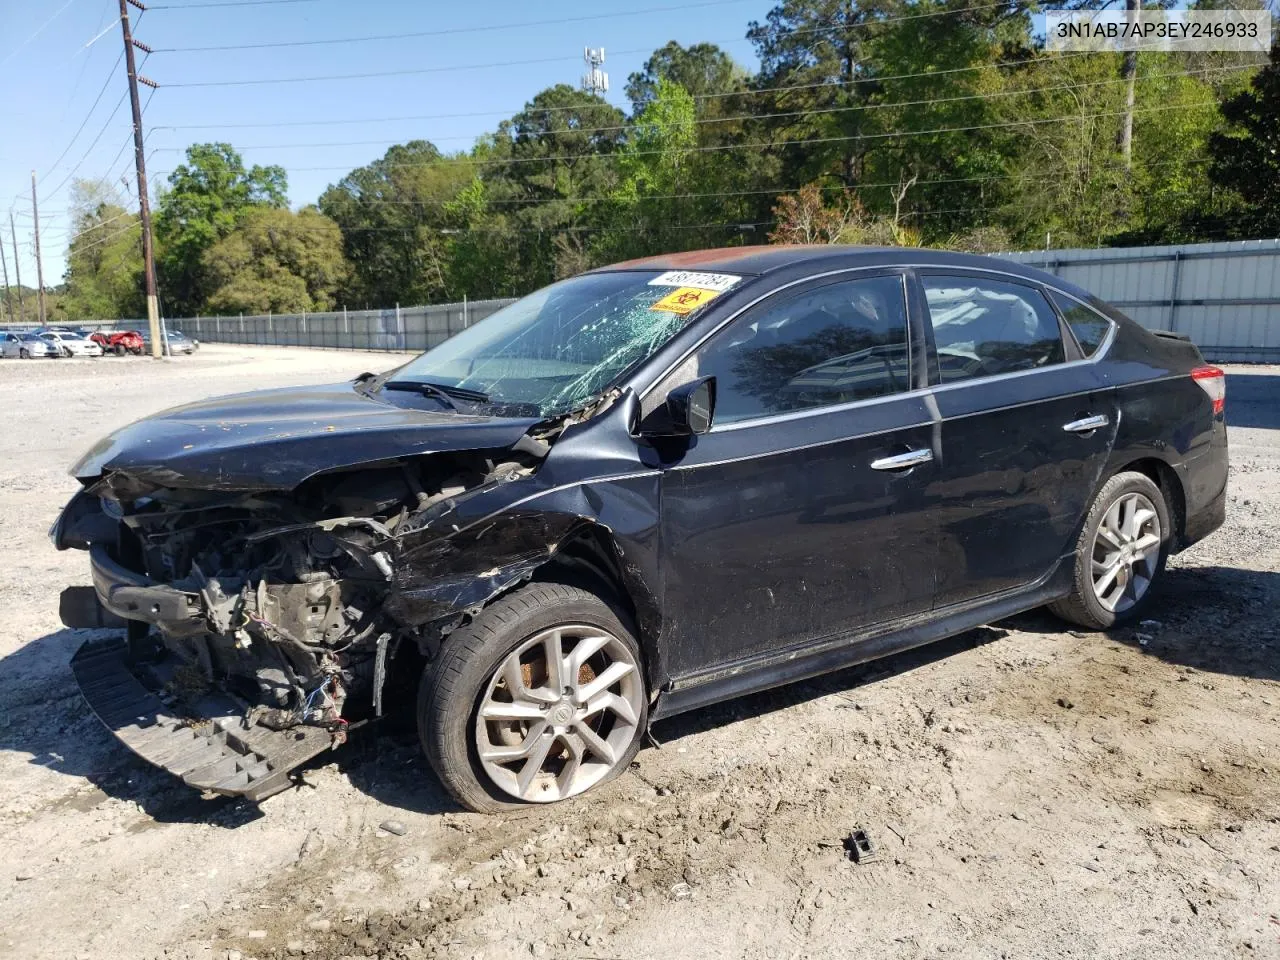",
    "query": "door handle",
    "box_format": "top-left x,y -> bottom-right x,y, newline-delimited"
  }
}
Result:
870,448 -> 933,471
1062,414 -> 1110,434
